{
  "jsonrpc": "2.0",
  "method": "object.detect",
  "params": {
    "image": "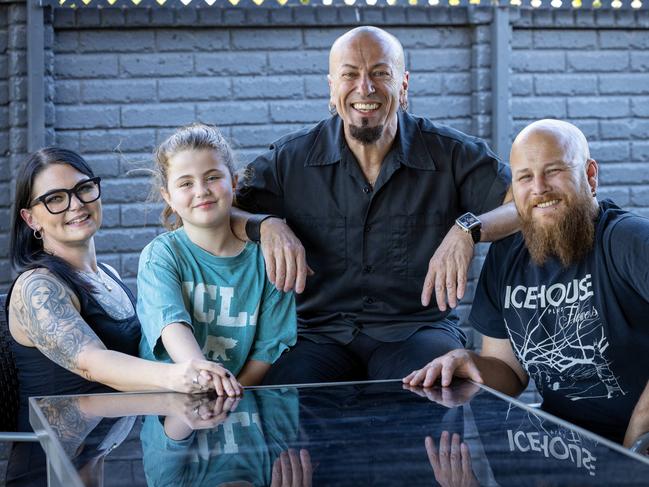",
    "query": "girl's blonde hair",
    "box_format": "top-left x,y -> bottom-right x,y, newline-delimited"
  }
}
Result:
153,123 -> 236,230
